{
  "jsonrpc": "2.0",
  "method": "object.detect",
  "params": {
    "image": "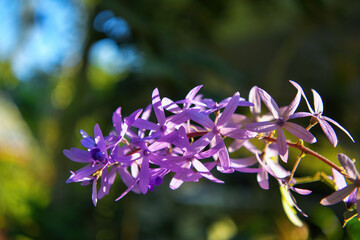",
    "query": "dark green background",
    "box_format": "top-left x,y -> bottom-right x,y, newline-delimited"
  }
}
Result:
1,0 -> 360,239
